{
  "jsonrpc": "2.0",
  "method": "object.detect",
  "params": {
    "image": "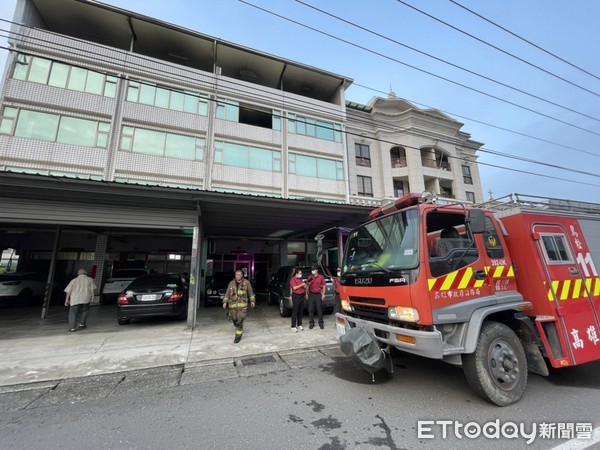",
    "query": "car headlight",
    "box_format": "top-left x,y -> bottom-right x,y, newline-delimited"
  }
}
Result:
388,306 -> 419,322
341,299 -> 353,312
206,289 -> 213,295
